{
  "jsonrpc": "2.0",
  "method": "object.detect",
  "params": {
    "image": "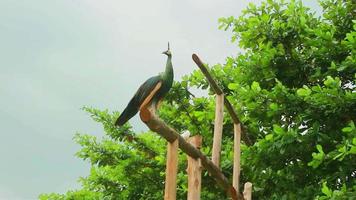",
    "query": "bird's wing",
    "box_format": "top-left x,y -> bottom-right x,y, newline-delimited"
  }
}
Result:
134,75 -> 162,107
139,81 -> 162,110
115,76 -> 162,126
